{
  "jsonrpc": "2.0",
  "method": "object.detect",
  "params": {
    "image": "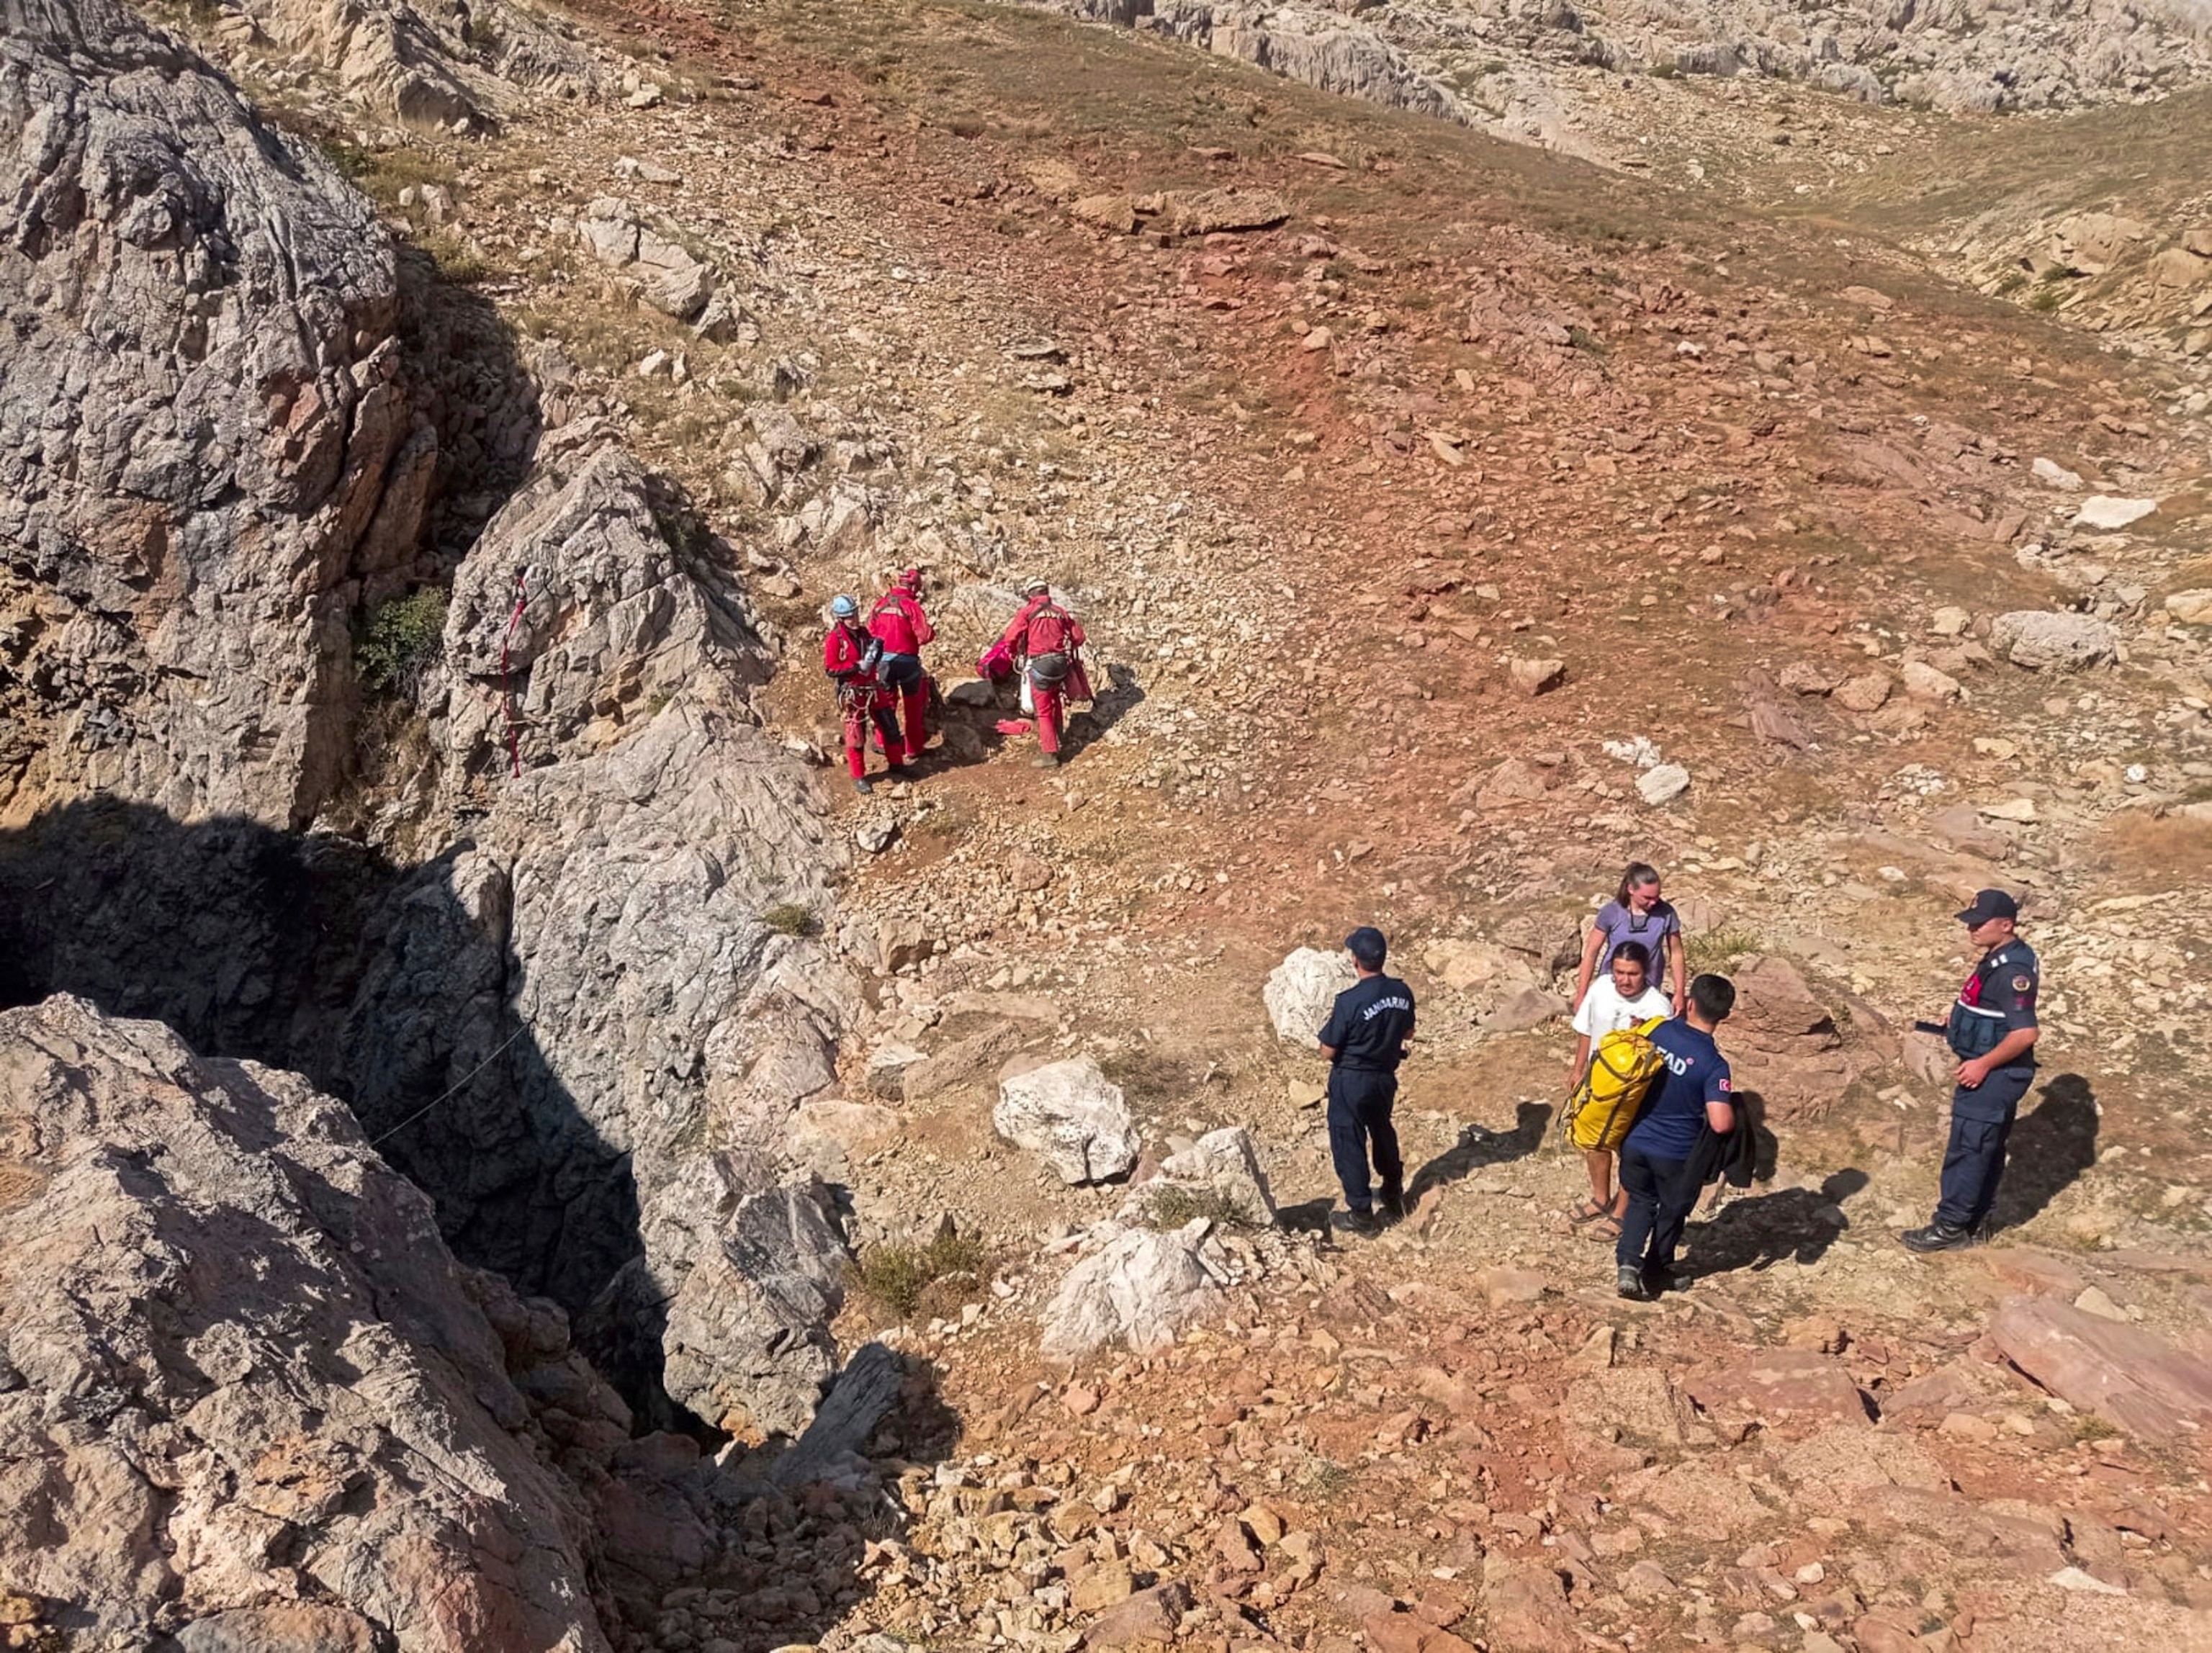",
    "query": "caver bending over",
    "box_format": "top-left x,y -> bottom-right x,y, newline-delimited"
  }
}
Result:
823,594 -> 904,795
995,578 -> 1089,768
868,567 -> 935,765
